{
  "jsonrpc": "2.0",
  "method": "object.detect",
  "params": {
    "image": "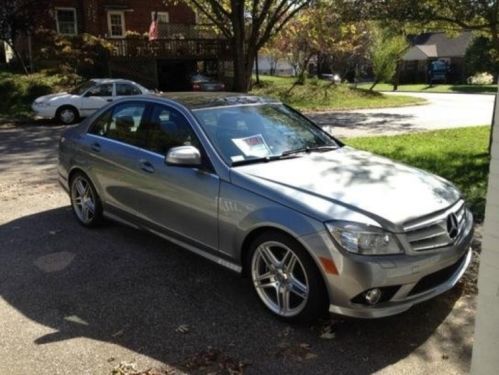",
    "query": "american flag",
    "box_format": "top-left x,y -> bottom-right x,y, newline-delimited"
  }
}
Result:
149,11 -> 159,41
